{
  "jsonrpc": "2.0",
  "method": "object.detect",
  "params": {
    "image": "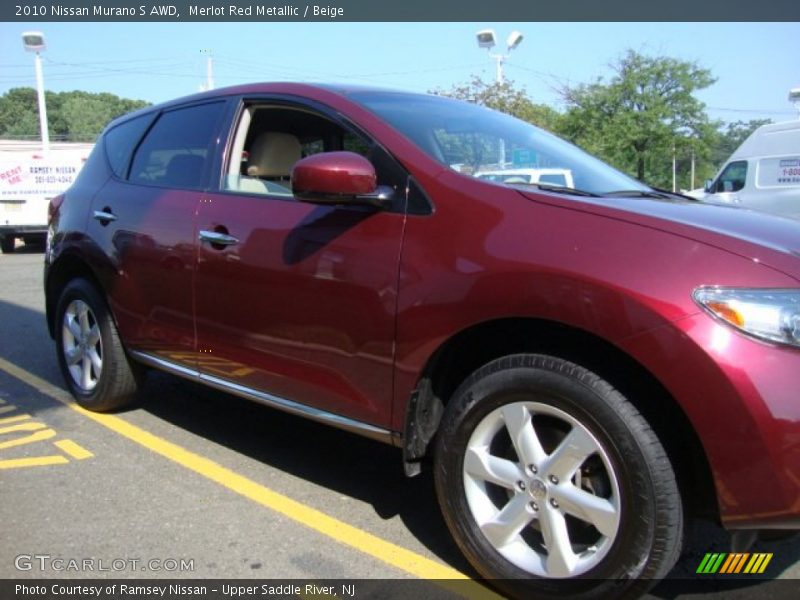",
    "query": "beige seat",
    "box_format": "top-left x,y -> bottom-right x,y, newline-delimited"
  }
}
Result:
224,132 -> 302,196
247,132 -> 302,180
